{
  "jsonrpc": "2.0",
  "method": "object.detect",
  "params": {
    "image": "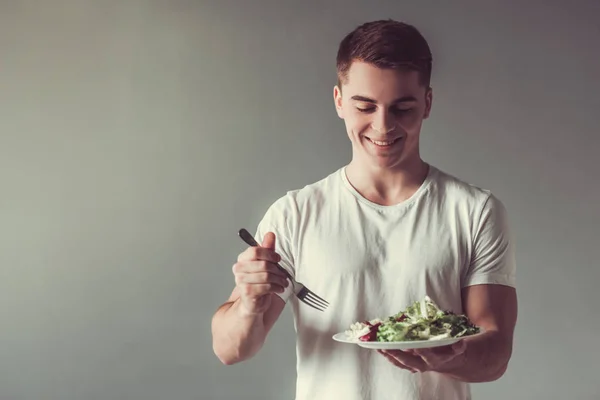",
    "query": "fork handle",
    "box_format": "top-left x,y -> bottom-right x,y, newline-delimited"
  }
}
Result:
238,228 -> 295,282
